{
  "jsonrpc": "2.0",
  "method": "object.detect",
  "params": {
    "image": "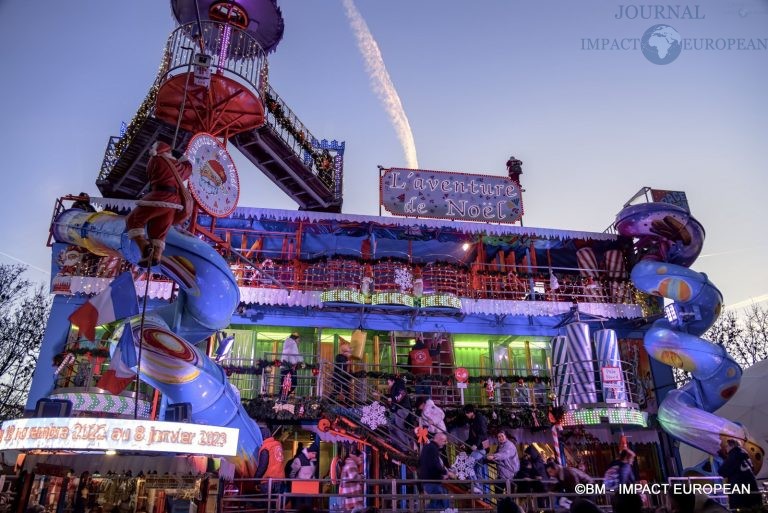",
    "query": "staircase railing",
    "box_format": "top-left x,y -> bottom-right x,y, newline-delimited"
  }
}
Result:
314,358 -> 471,463
260,85 -> 342,199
